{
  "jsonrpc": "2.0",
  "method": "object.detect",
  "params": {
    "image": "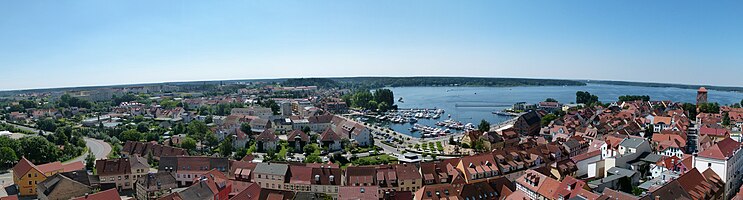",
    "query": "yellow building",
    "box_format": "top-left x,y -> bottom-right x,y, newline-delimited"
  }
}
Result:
12,157 -> 84,196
